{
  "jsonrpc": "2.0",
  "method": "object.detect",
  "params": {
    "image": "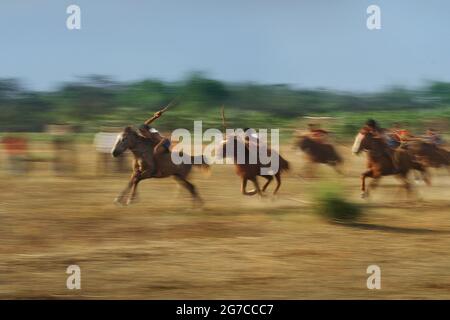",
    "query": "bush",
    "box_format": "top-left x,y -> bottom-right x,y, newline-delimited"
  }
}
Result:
313,184 -> 362,223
